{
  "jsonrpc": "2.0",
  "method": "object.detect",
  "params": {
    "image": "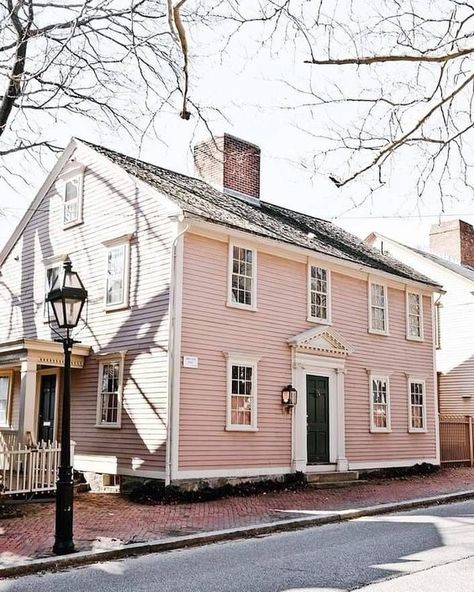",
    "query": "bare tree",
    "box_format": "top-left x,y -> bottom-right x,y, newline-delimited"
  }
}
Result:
287,0 -> 474,204
3,0 -> 473,207
0,0 -> 198,162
